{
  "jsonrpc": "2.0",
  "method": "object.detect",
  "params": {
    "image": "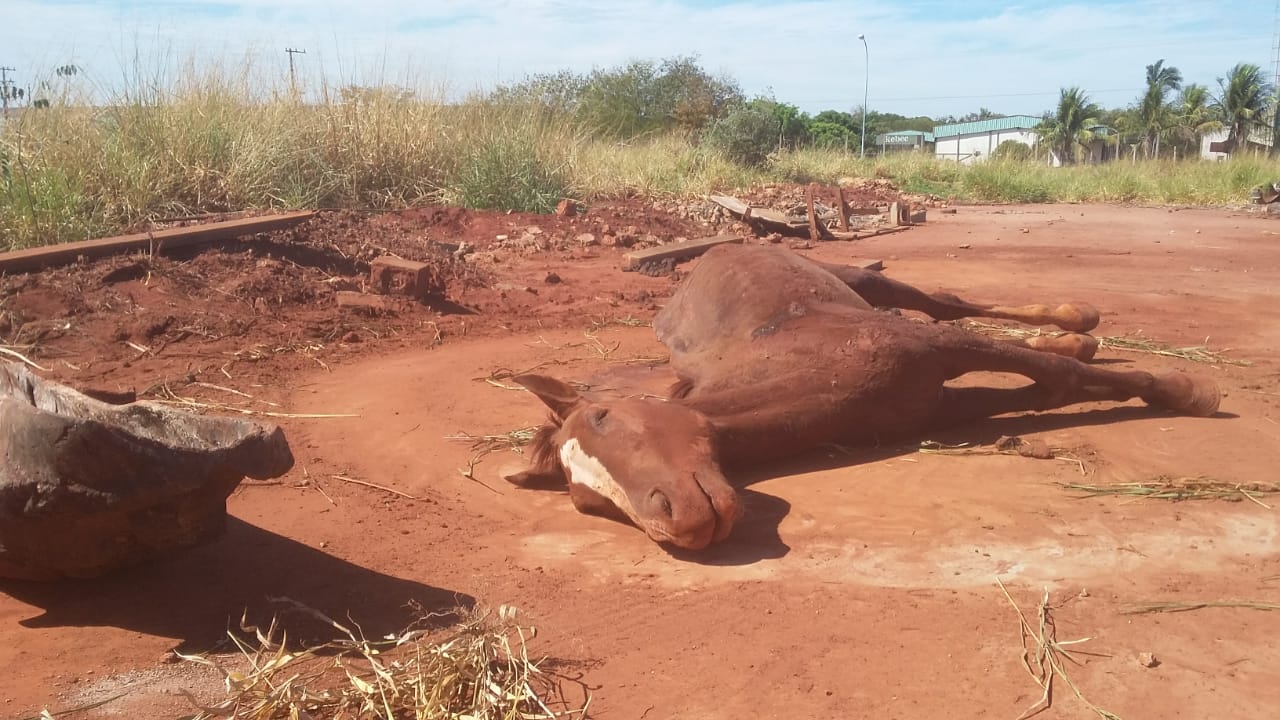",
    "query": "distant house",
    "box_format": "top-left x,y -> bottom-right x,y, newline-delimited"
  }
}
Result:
875,130 -> 934,153
1200,127 -> 1274,160
933,115 -> 1041,164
